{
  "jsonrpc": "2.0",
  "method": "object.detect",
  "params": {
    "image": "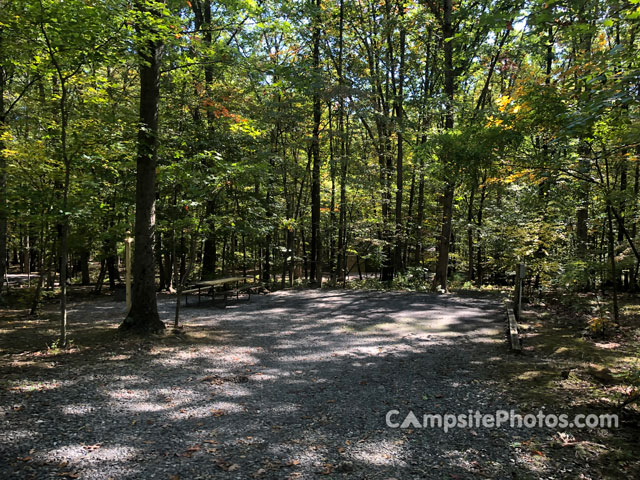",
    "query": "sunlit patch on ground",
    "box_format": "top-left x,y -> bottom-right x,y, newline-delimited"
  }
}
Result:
6,379 -> 65,392
3,289 -> 633,478
349,439 -> 407,466
61,404 -> 95,415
